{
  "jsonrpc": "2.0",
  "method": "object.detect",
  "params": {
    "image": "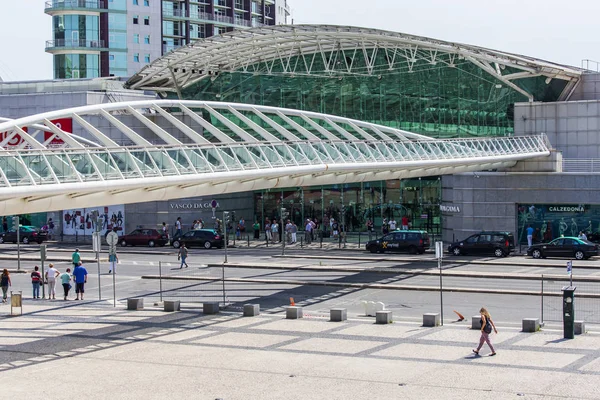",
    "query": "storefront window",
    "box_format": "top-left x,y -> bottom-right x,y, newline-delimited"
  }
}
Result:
517,204 -> 600,244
